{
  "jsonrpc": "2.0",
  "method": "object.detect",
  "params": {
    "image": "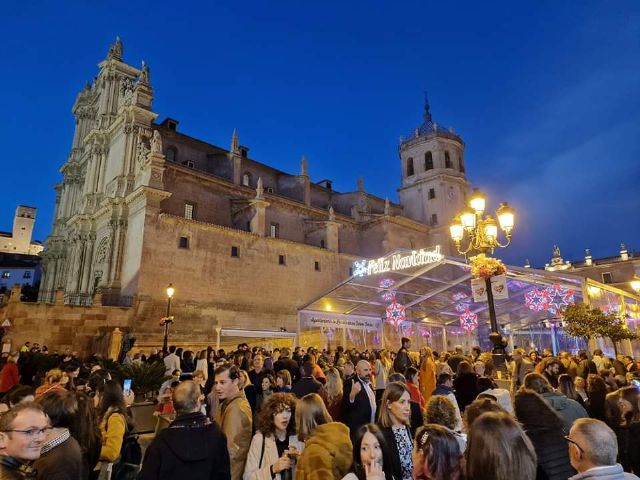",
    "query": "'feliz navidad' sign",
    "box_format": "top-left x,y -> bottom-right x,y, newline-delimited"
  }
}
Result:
352,246 -> 444,277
